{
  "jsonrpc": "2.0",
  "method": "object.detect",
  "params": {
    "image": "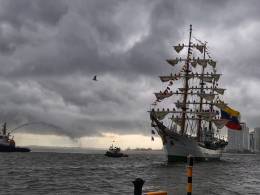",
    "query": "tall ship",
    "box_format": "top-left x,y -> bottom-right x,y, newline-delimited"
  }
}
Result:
0,123 -> 30,152
150,25 -> 241,162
